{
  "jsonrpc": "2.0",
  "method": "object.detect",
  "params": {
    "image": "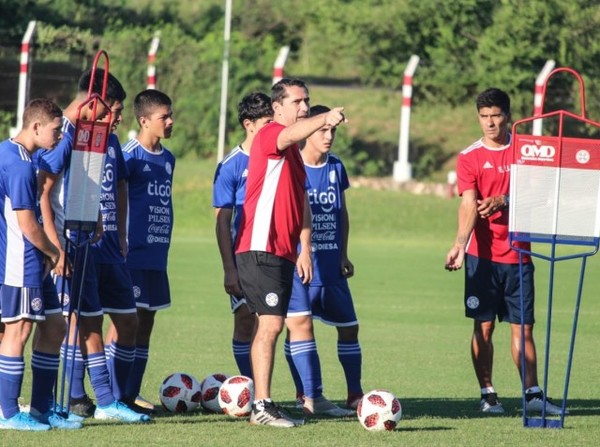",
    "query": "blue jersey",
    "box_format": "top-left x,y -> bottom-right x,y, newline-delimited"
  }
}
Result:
37,118 -> 75,242
304,153 -> 350,286
212,145 -> 249,242
0,139 -> 44,287
91,134 -> 129,264
122,139 -> 175,271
